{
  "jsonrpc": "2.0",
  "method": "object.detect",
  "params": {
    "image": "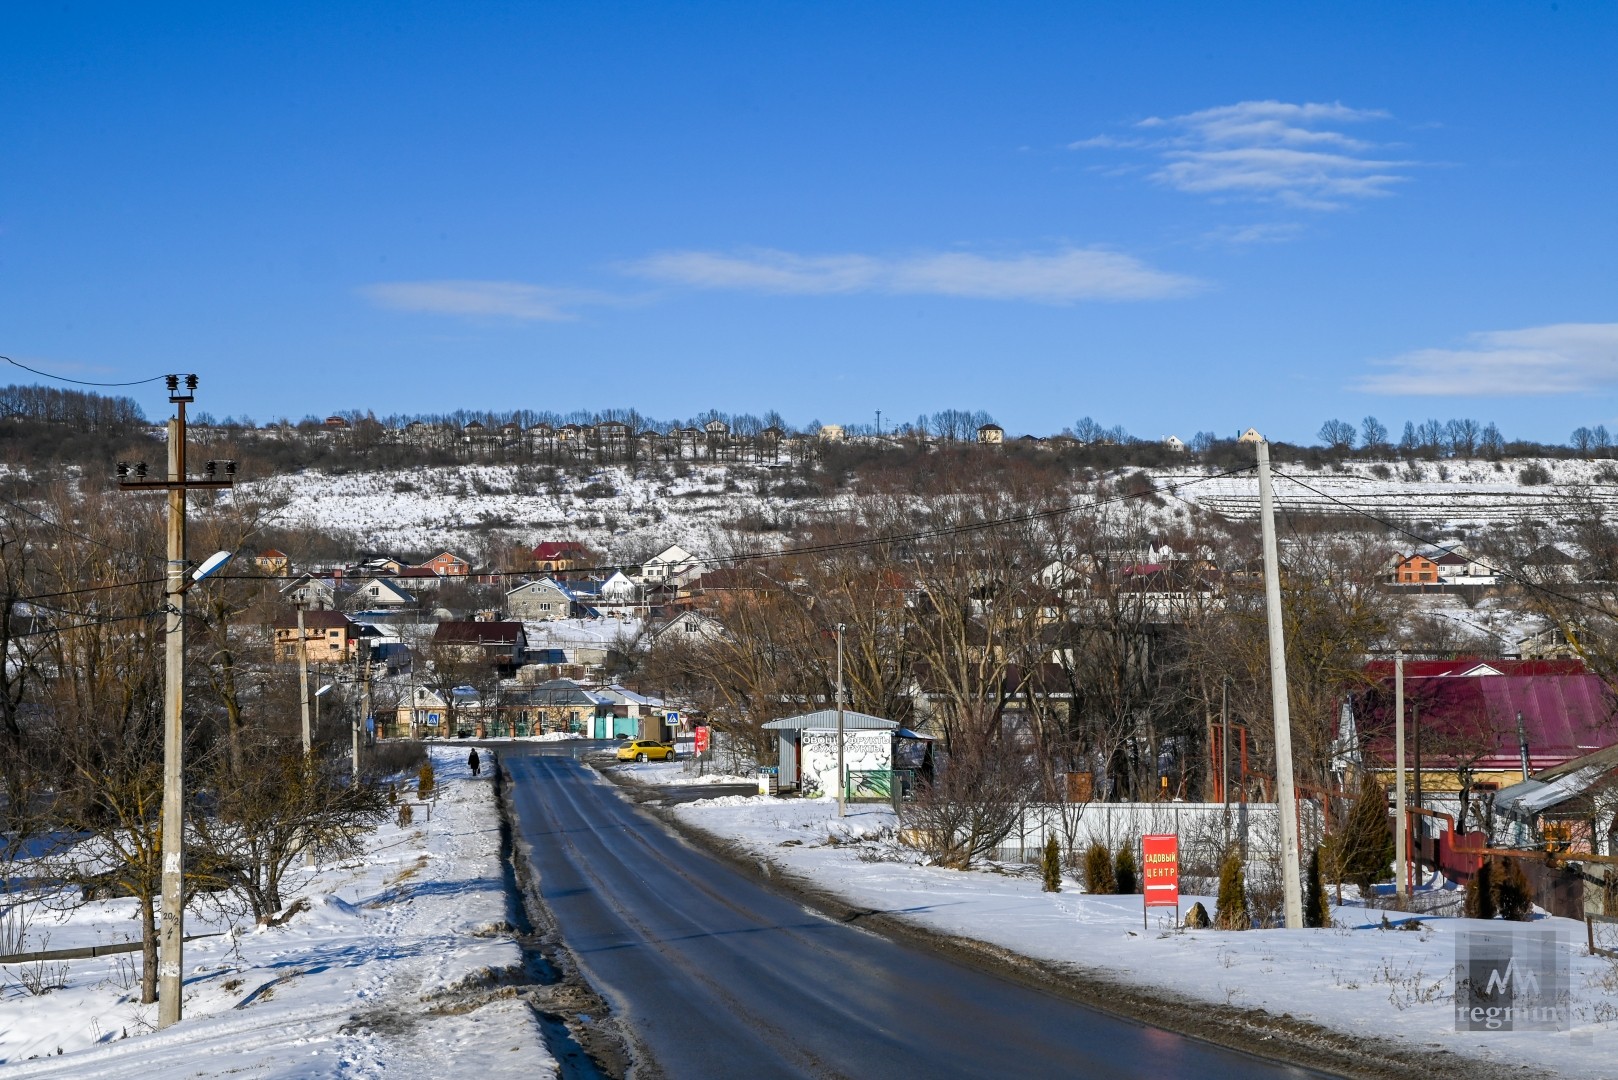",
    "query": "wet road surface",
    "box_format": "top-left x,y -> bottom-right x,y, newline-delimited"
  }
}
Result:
502,744 -> 1338,1080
